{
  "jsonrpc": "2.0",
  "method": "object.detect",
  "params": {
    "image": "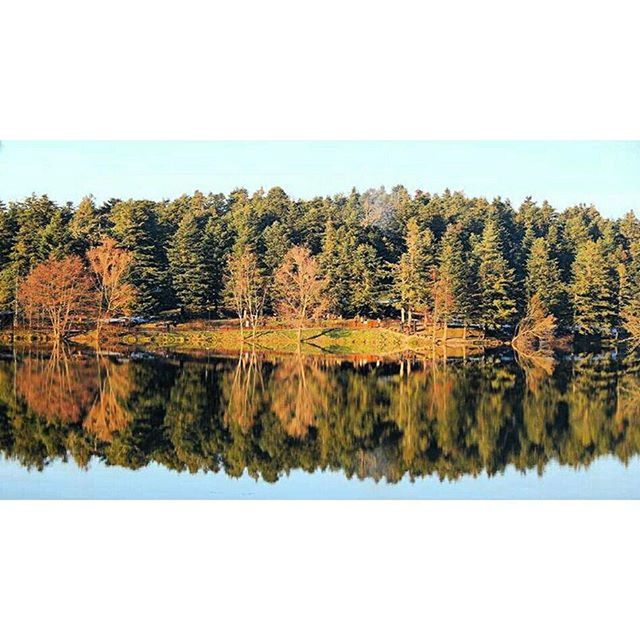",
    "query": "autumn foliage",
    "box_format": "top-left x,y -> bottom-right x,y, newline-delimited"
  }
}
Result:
87,237 -> 135,338
273,246 -> 329,341
512,293 -> 558,354
17,255 -> 95,342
